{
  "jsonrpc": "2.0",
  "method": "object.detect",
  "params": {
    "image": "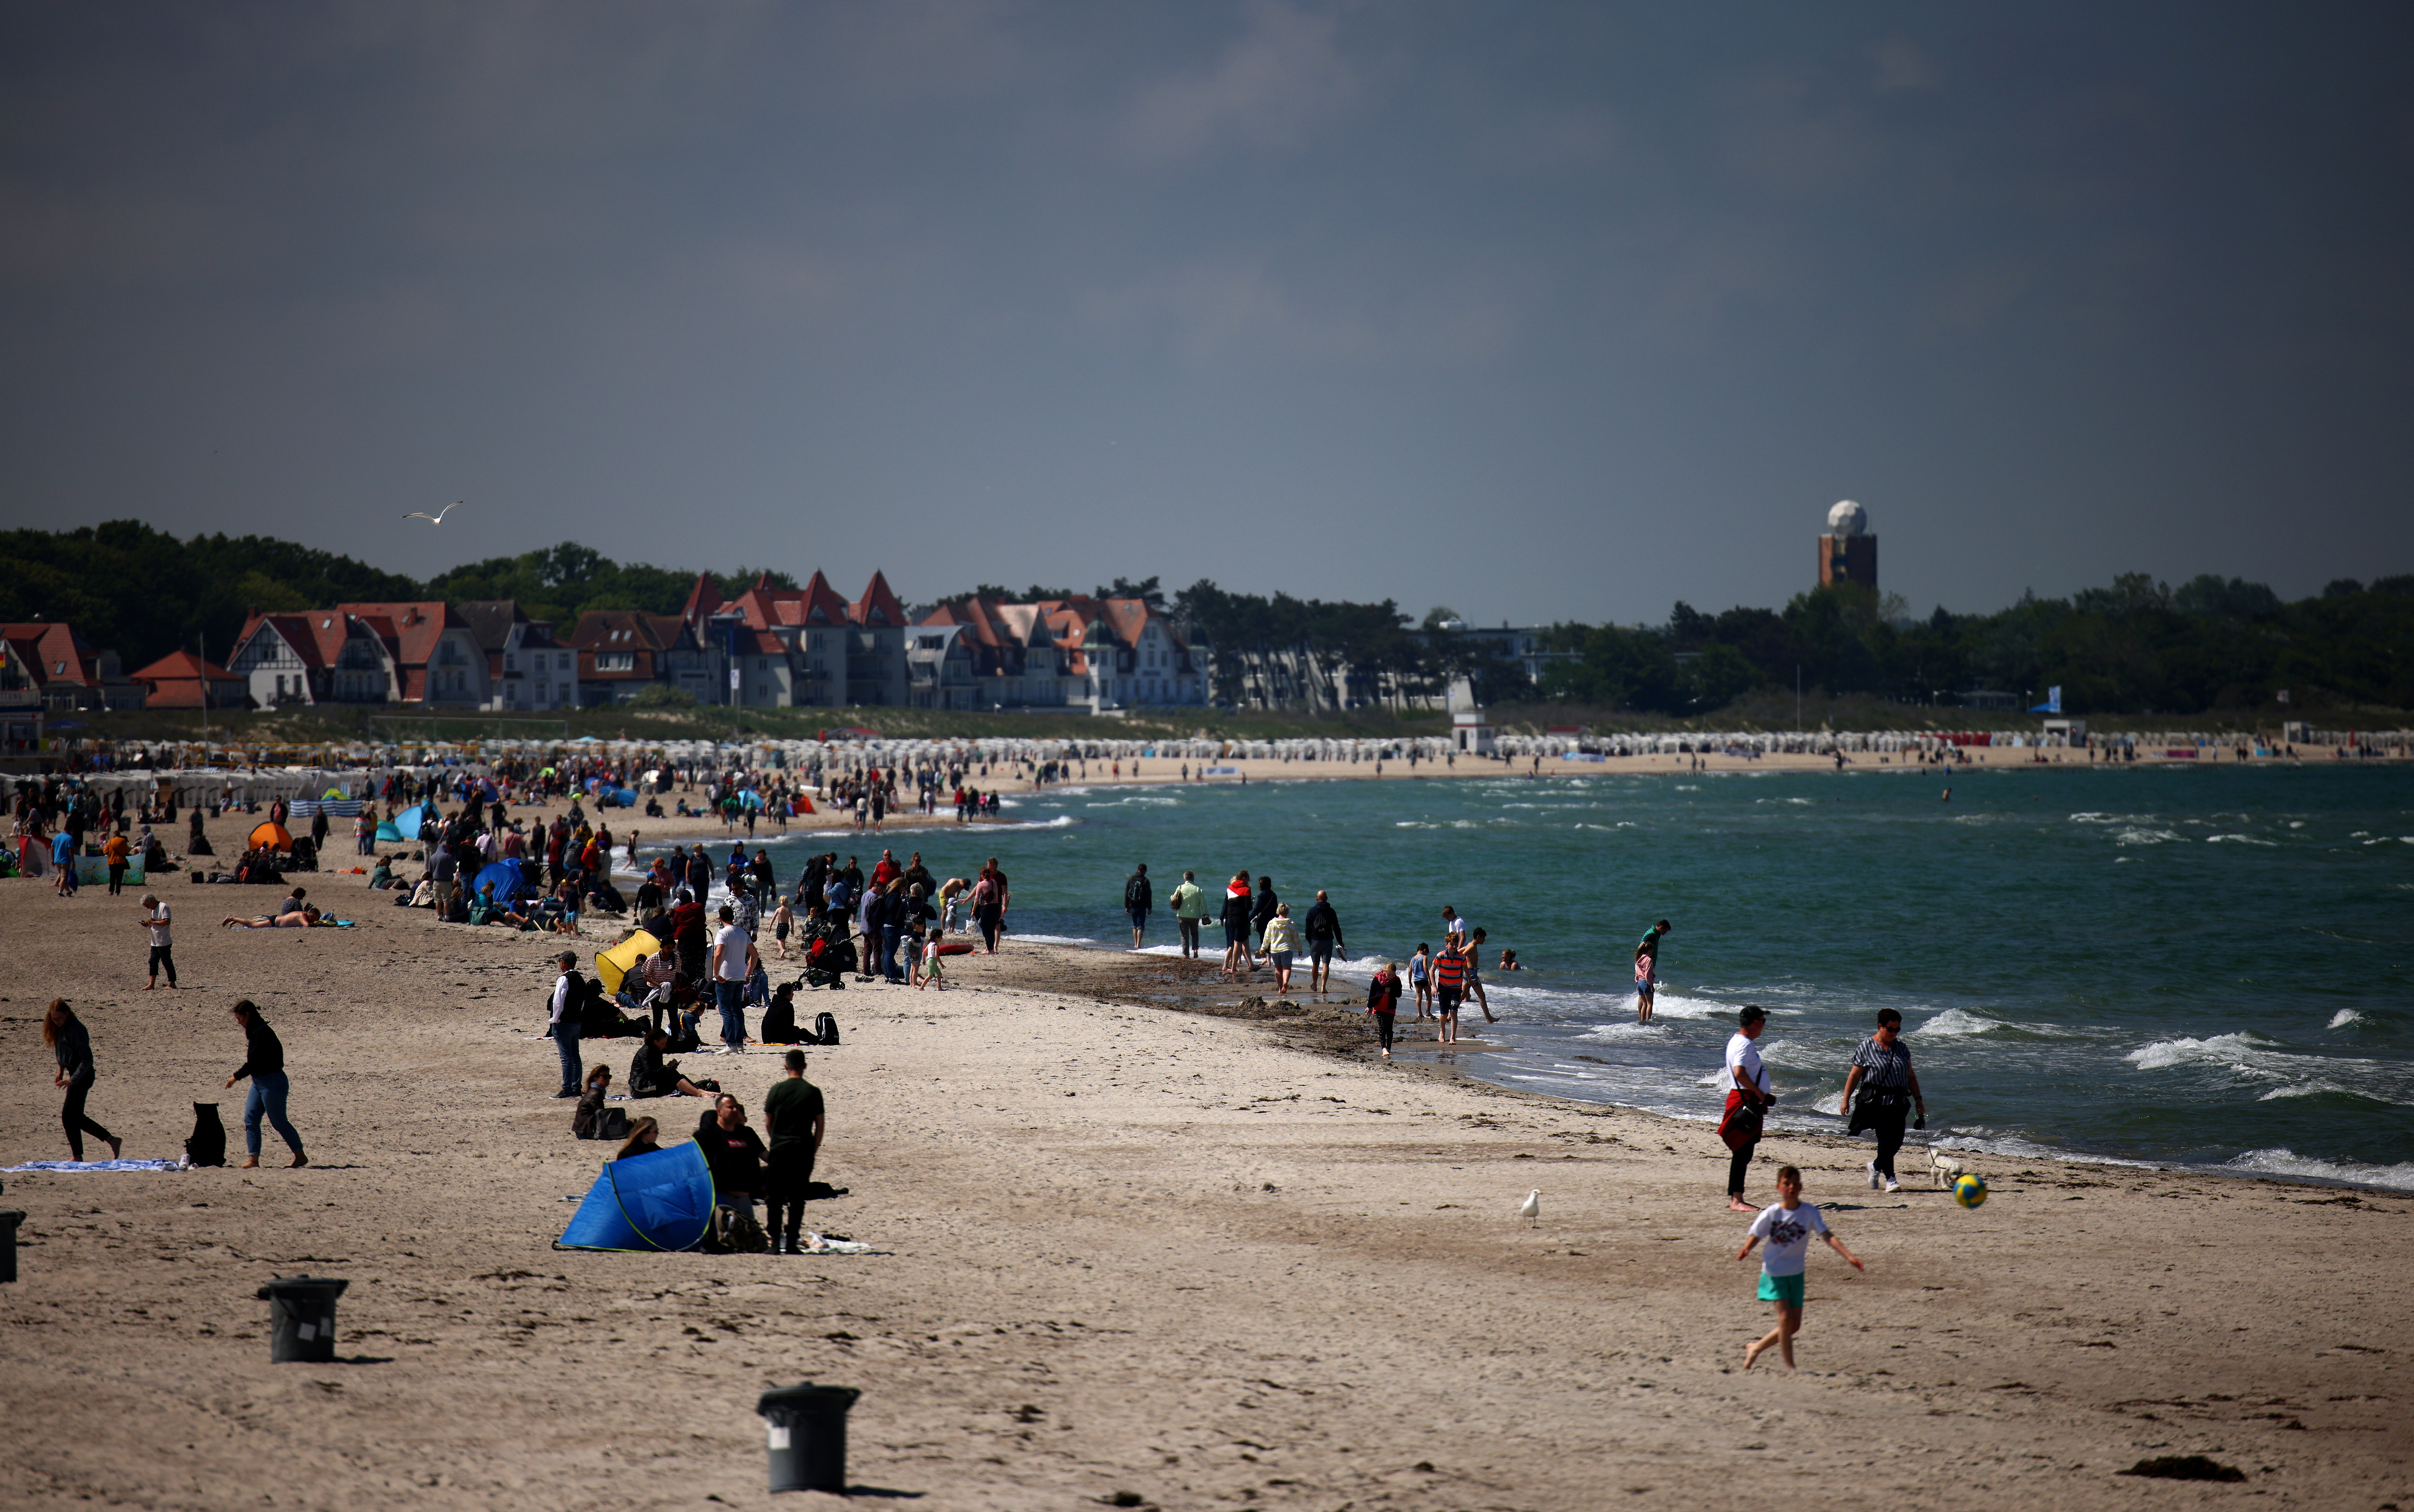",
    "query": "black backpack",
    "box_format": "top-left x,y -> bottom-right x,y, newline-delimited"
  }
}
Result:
1125,875 -> 1149,908
813,1011 -> 840,1046
185,1103 -> 227,1167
